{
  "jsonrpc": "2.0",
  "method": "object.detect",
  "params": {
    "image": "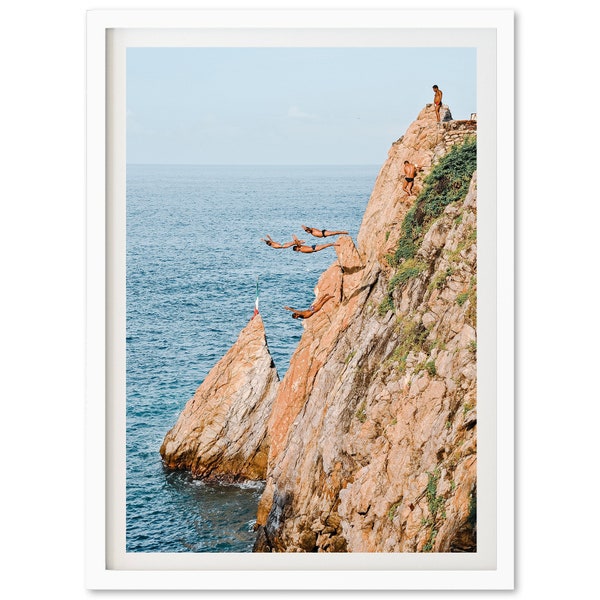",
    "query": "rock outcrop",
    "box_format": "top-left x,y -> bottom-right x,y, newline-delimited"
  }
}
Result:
160,103 -> 478,552
254,104 -> 477,552
160,314 -> 279,482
